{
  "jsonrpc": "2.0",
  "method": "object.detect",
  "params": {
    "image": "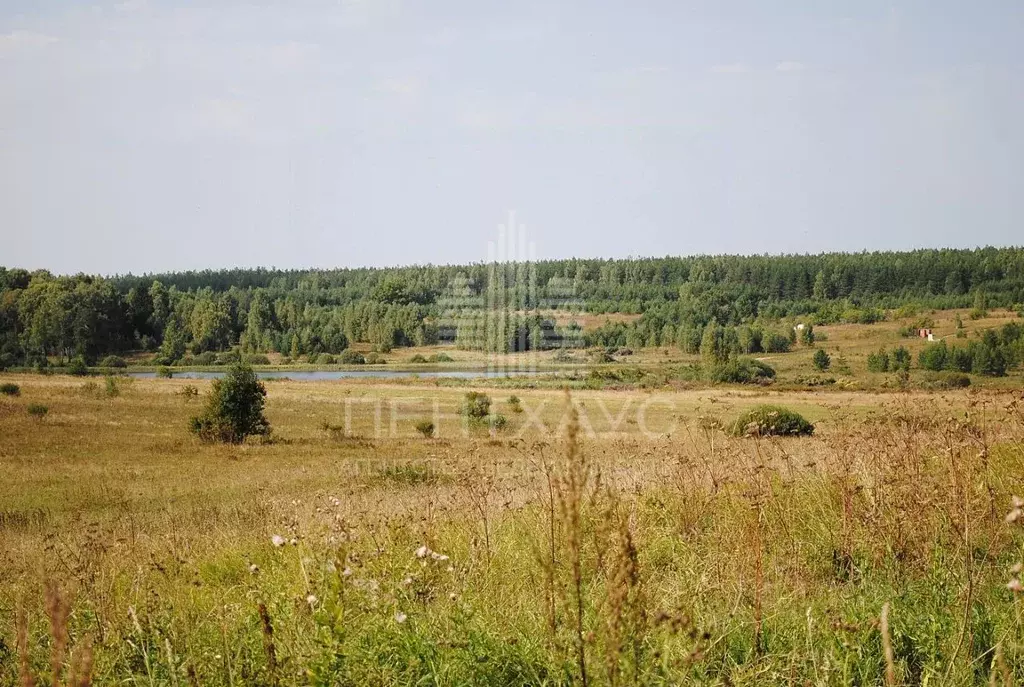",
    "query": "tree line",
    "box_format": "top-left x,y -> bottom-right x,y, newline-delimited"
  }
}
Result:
2,247 -> 1023,367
